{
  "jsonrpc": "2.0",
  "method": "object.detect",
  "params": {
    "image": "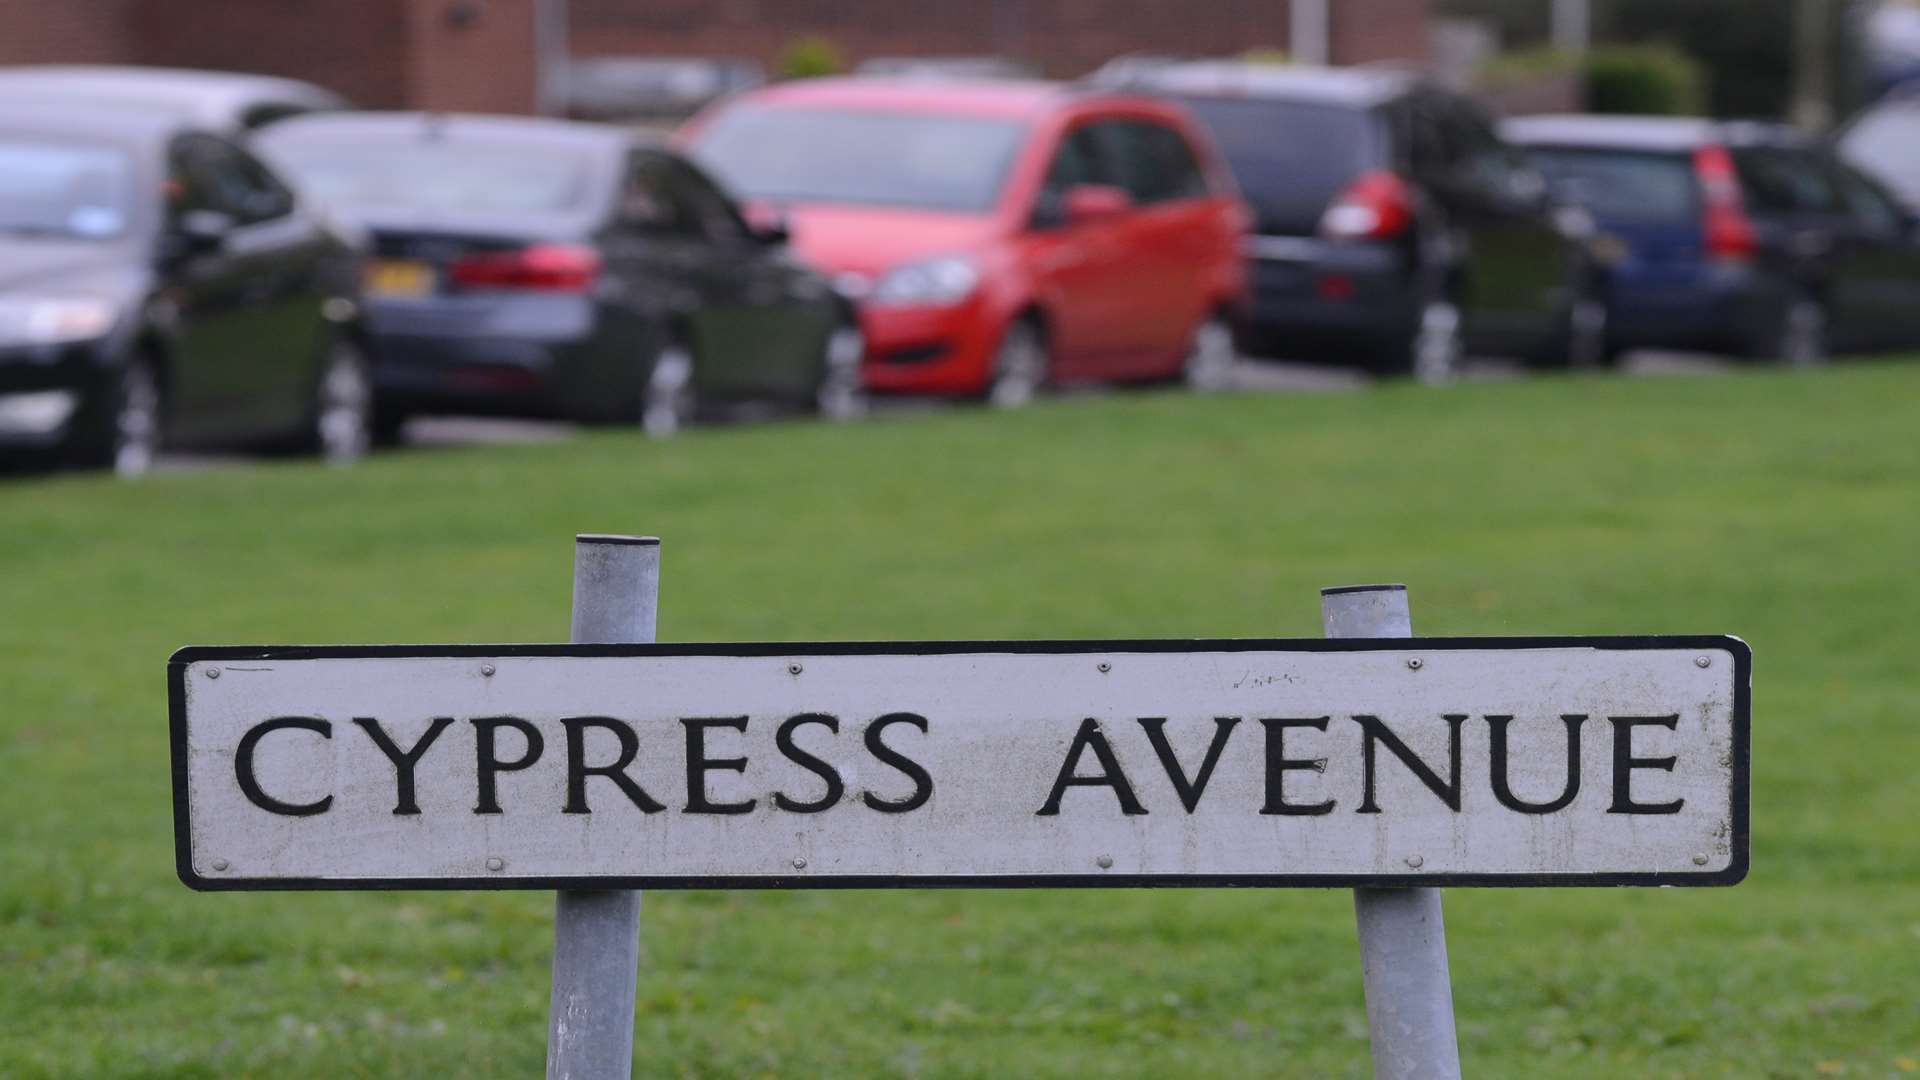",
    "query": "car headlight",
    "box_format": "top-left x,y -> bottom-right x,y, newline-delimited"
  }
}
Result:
868,256 -> 979,307
0,297 -> 119,349
0,390 -> 80,435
